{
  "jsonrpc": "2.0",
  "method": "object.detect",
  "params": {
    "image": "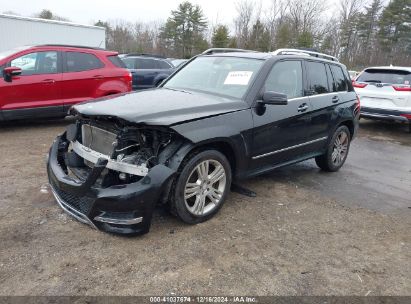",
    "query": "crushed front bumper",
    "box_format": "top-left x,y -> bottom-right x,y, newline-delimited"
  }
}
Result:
47,133 -> 175,235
